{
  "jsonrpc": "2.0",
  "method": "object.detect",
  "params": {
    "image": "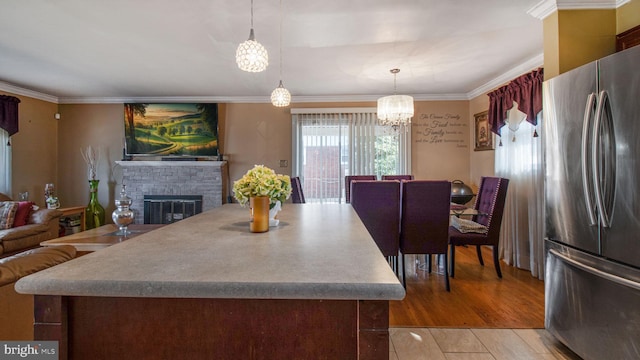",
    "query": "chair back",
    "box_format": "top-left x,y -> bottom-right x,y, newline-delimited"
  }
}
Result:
400,180 -> 452,255
345,175 -> 376,203
472,177 -> 510,241
382,175 -> 414,181
350,180 -> 400,257
291,177 -> 306,204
